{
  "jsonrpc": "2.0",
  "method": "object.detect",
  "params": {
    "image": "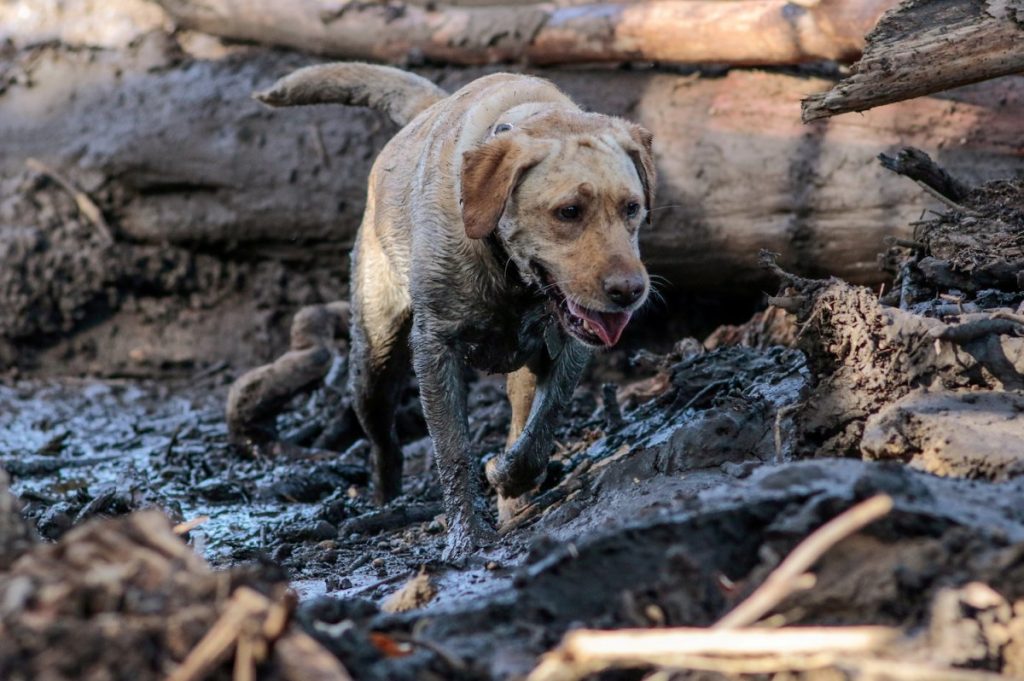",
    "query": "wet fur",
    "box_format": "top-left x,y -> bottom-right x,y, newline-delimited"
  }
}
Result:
258,64 -> 655,560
